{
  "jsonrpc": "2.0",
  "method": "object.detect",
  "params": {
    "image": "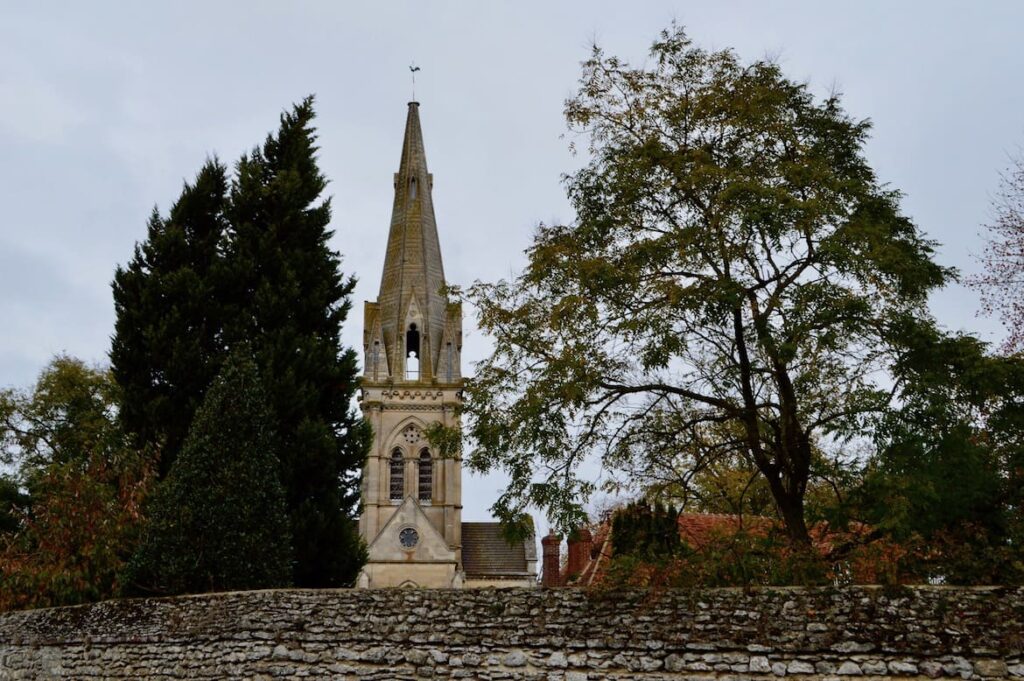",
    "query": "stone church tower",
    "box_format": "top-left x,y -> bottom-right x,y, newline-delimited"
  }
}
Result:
356,102 -> 535,589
